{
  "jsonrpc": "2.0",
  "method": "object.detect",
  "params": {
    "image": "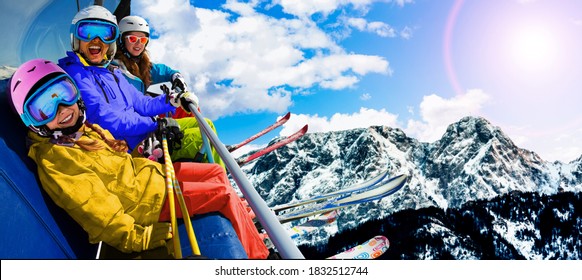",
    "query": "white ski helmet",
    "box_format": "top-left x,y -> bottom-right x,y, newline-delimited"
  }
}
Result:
70,5 -> 118,61
119,15 -> 150,36
118,15 -> 150,58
